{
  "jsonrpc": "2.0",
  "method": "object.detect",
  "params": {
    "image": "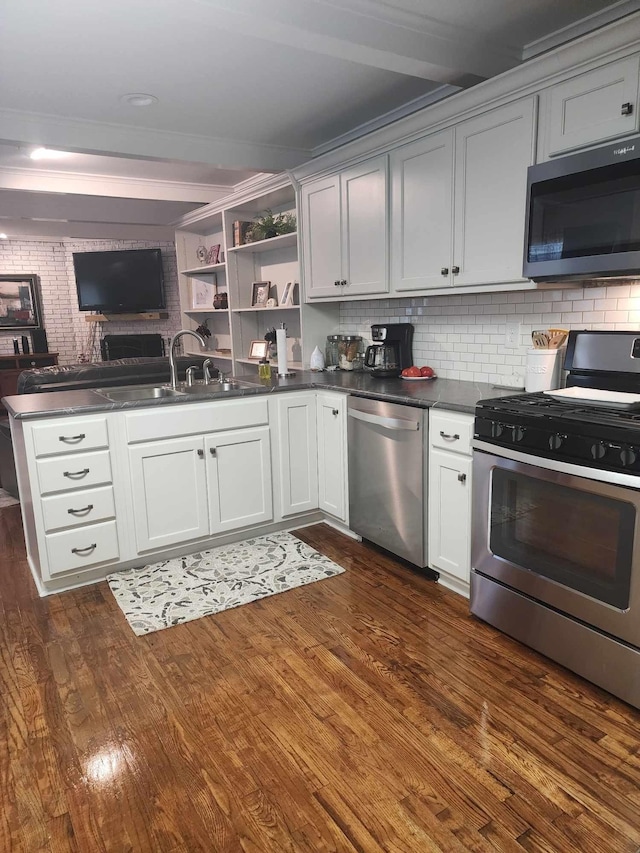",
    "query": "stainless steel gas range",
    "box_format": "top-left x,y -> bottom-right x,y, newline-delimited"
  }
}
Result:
471,330 -> 640,709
